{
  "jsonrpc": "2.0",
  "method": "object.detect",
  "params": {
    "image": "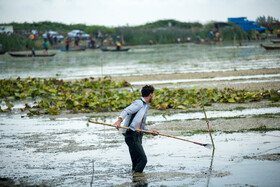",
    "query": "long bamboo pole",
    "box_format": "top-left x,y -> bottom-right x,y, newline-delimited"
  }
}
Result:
88,120 -> 212,149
